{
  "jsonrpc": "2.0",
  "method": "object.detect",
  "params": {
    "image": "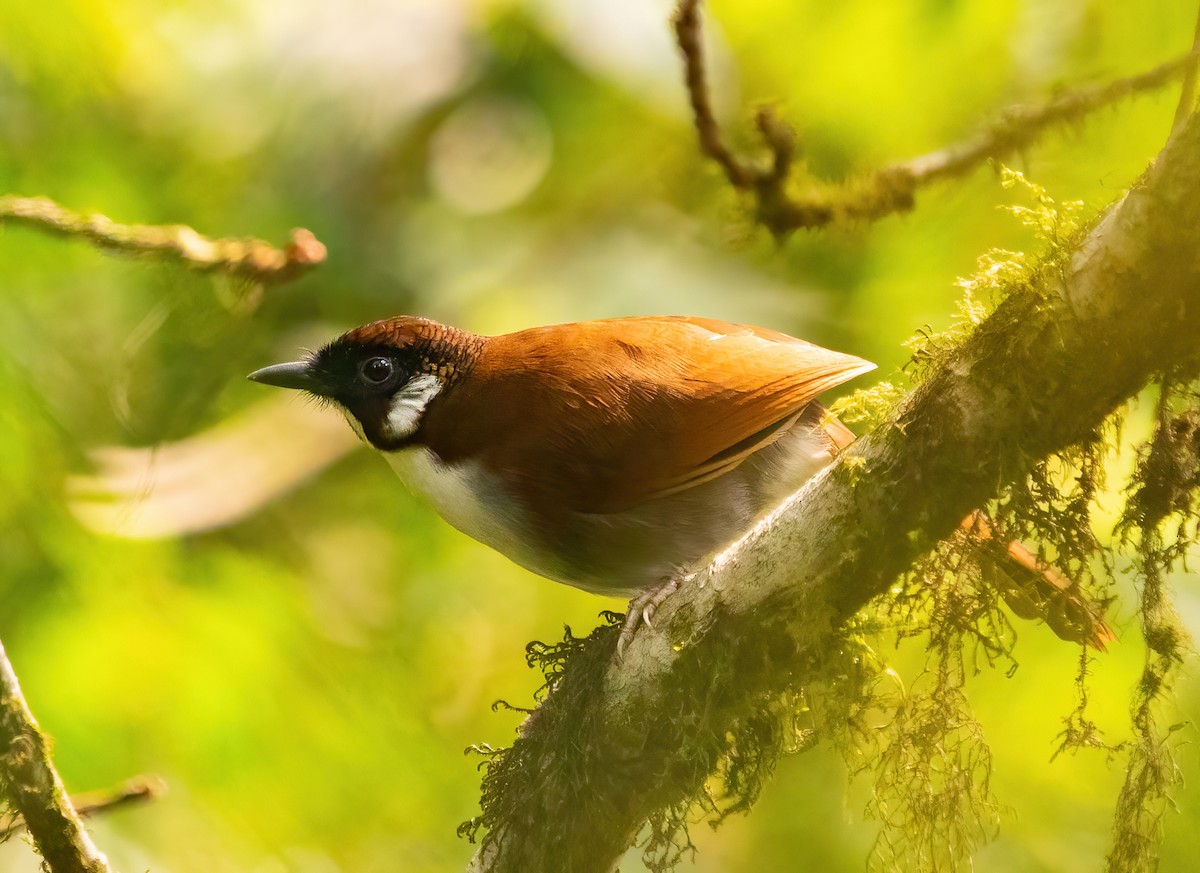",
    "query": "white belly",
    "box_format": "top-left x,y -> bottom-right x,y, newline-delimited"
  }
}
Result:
384,448 -> 562,581
381,411 -> 840,596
